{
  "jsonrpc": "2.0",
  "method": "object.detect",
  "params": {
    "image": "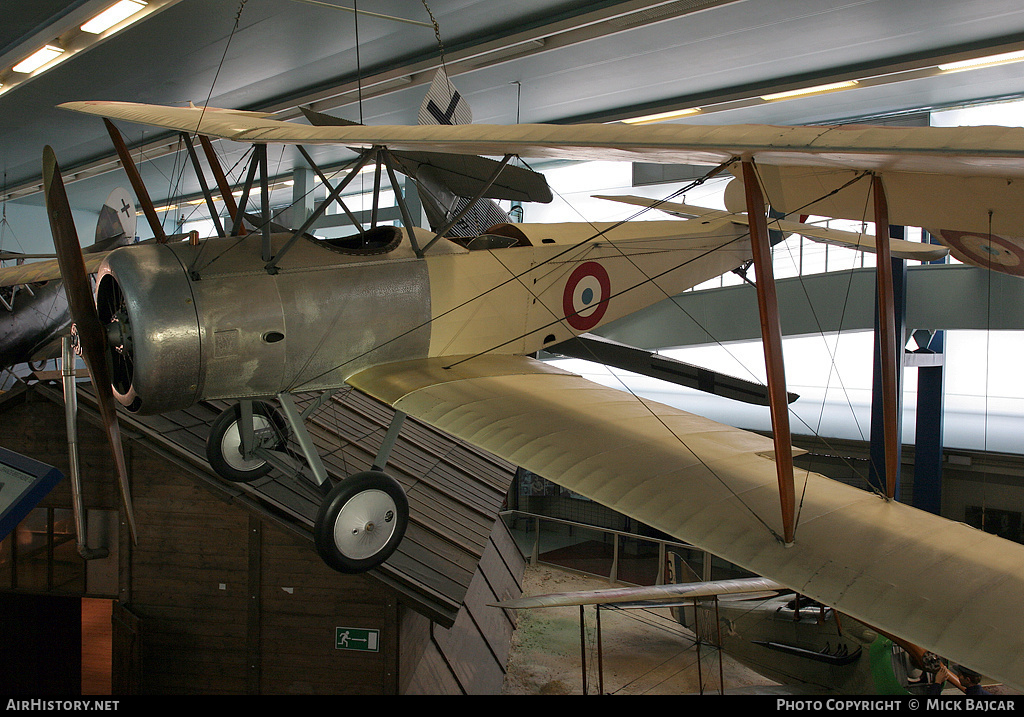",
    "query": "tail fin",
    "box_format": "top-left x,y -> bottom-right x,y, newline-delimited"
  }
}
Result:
416,68 -> 513,236
88,187 -> 136,252
418,68 -> 472,126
